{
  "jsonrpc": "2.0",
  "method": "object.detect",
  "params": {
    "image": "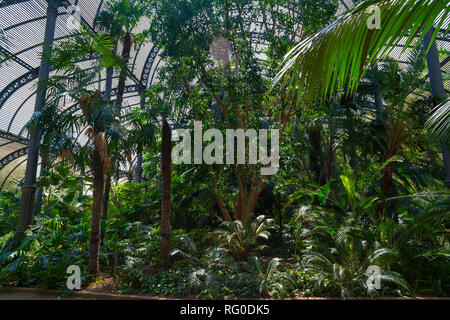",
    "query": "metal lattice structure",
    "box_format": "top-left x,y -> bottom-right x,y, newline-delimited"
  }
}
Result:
0,0 -> 449,190
0,0 -> 164,188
